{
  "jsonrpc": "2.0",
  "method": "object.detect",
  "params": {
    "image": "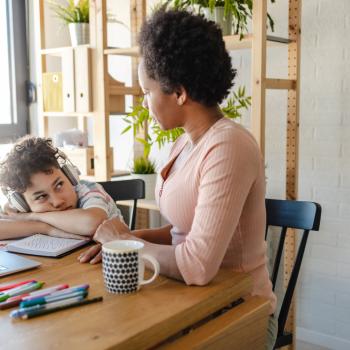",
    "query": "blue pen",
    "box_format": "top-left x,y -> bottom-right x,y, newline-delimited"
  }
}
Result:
20,290 -> 88,308
11,295 -> 87,319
